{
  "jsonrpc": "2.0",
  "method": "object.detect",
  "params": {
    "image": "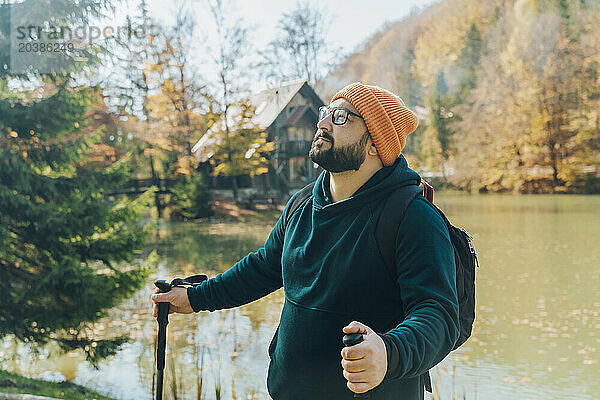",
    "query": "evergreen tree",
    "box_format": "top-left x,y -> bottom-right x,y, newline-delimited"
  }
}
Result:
0,0 -> 155,365
422,71 -> 454,174
396,45 -> 423,108
457,23 -> 482,101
